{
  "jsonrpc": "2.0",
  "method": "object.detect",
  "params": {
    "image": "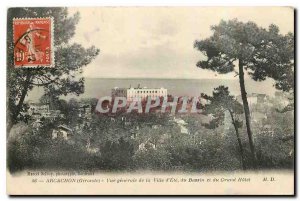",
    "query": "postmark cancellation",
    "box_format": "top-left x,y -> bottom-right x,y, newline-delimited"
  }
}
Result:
13,17 -> 54,68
